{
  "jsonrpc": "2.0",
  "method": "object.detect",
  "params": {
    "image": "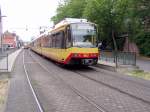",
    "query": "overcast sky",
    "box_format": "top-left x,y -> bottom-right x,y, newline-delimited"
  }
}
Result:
0,0 -> 60,41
